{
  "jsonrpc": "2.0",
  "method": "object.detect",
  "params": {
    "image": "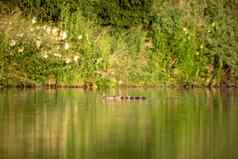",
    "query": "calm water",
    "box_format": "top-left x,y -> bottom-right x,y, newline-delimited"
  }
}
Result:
0,88 -> 238,159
